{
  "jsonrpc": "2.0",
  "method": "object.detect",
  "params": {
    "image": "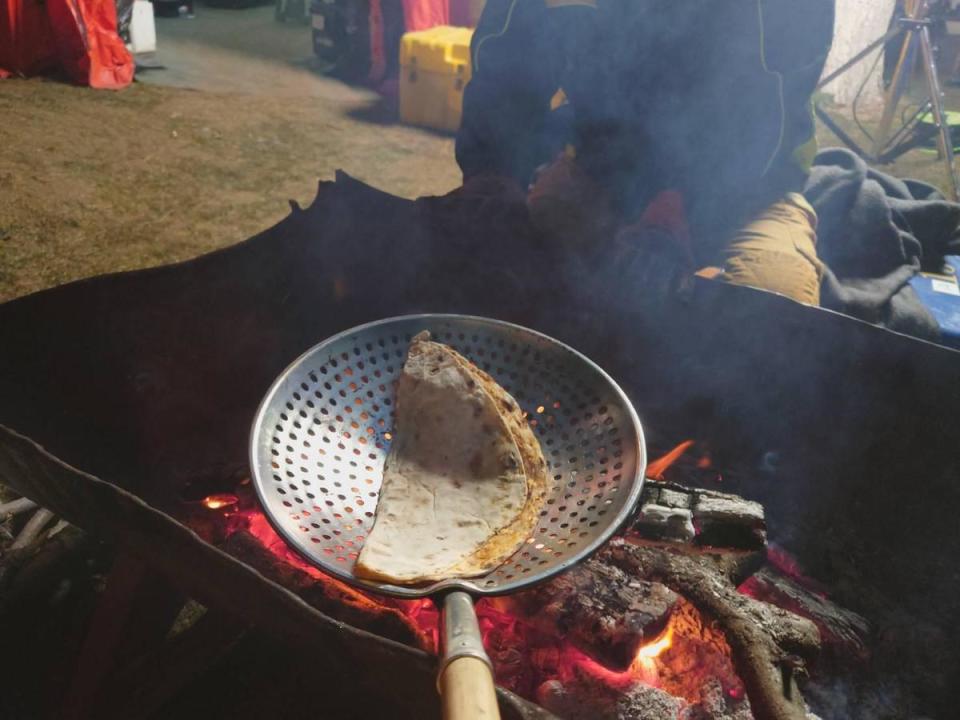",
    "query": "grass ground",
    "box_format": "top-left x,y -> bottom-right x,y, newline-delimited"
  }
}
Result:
0,78 -> 460,303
